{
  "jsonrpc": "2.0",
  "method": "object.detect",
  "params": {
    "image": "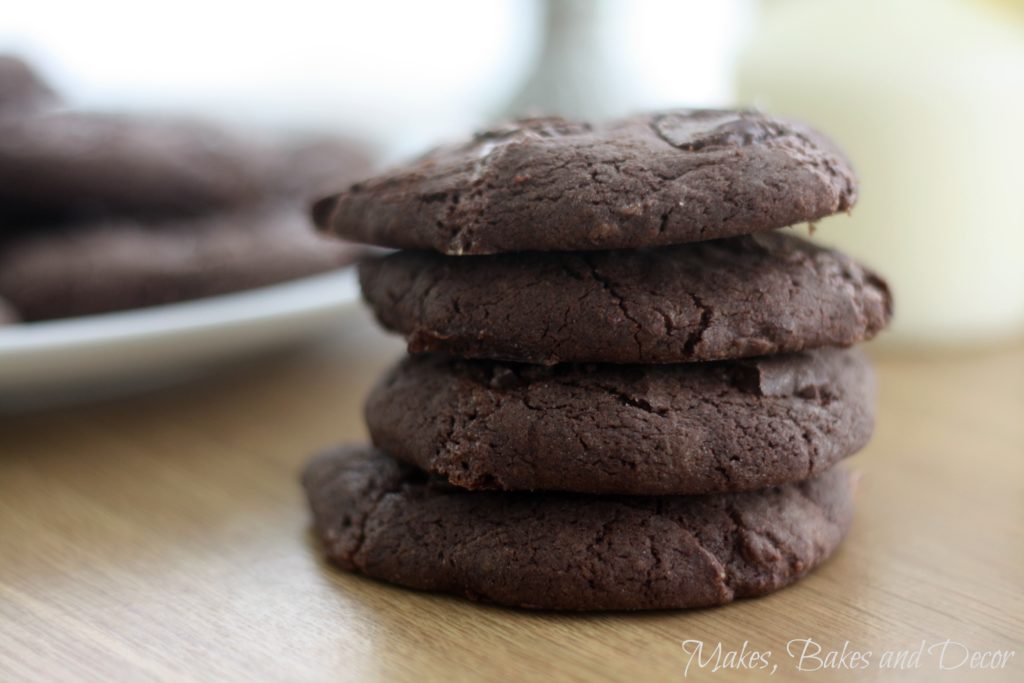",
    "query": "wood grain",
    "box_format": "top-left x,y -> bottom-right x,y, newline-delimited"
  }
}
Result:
1,311 -> 1022,683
